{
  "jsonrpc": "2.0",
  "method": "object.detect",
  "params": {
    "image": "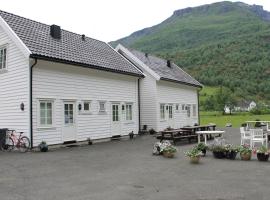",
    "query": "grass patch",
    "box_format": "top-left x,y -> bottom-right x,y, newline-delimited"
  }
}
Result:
200,111 -> 270,127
